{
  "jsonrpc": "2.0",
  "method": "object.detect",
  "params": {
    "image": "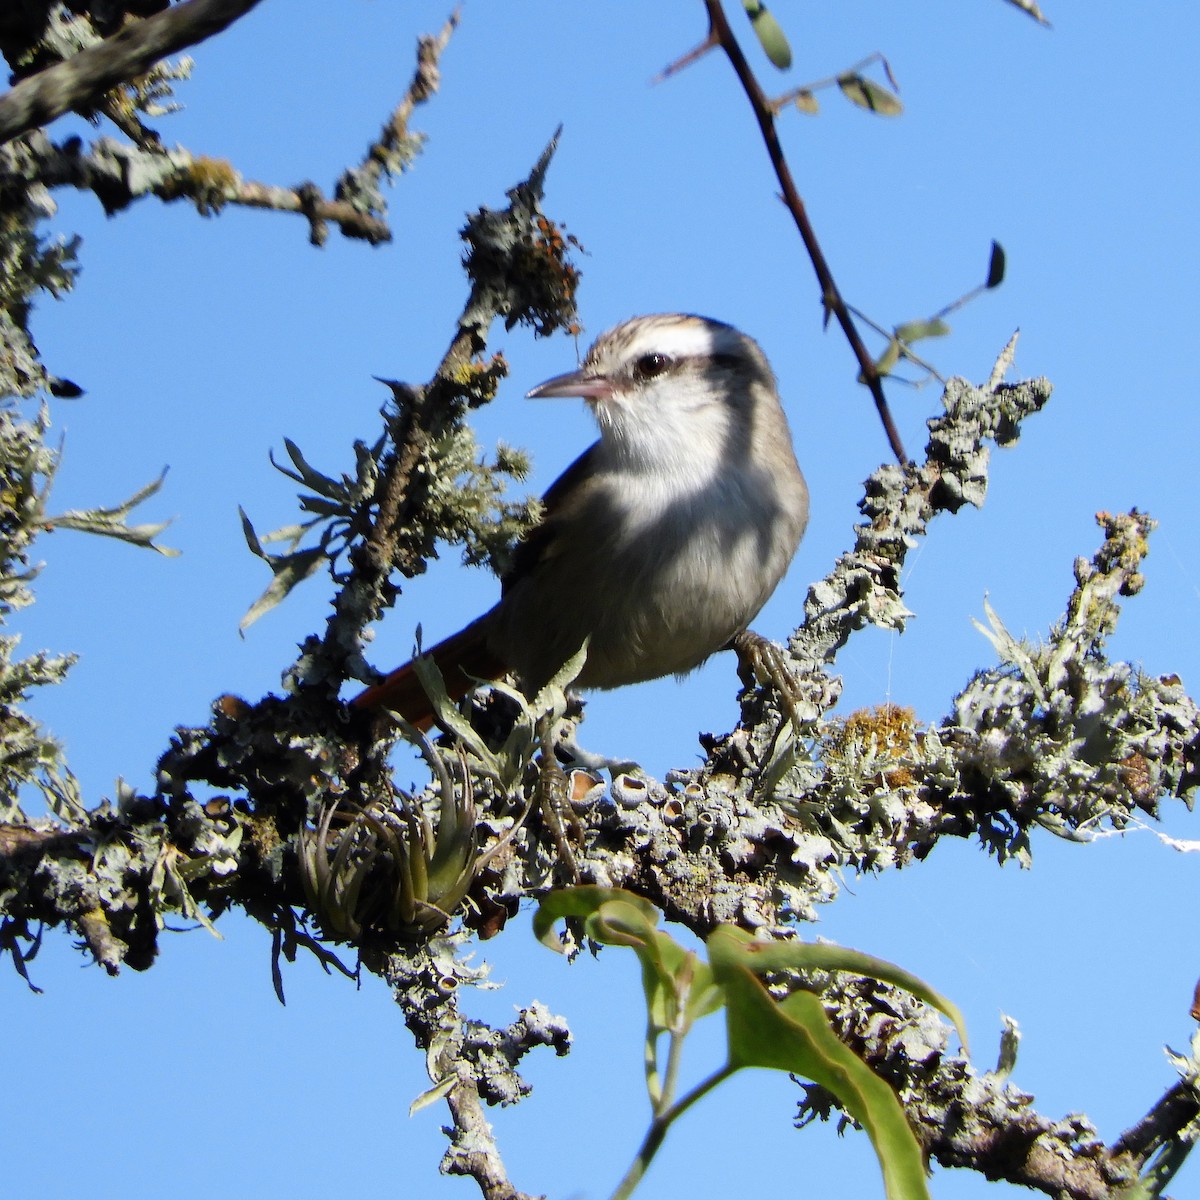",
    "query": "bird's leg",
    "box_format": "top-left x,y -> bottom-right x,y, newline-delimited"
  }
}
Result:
730,629 -> 811,729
